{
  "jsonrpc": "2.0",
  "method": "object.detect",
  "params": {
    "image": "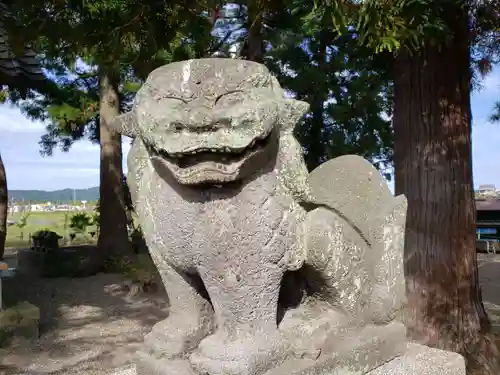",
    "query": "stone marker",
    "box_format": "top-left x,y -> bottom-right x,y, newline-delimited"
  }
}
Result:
110,58 -> 466,375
